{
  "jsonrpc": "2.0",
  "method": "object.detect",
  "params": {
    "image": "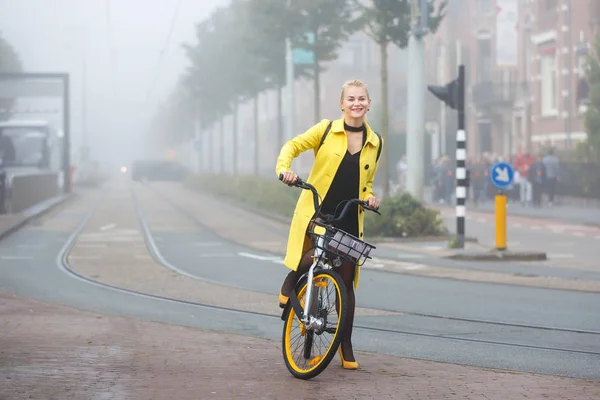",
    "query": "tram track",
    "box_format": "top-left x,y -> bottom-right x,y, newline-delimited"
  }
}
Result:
57,182 -> 600,360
